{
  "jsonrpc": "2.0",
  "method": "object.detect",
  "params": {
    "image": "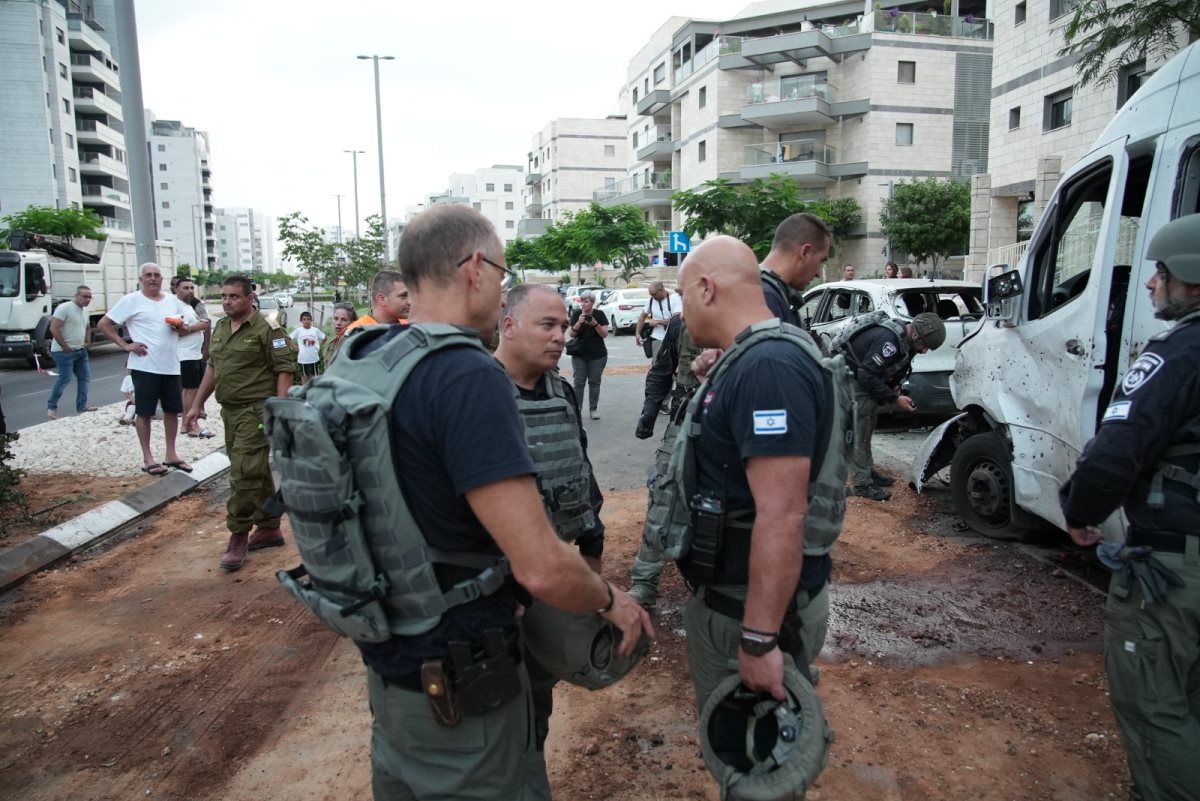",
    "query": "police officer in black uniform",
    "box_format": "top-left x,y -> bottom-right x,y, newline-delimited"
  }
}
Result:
836,311 -> 945,500
759,212 -> 832,327
1059,213 -> 1200,801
